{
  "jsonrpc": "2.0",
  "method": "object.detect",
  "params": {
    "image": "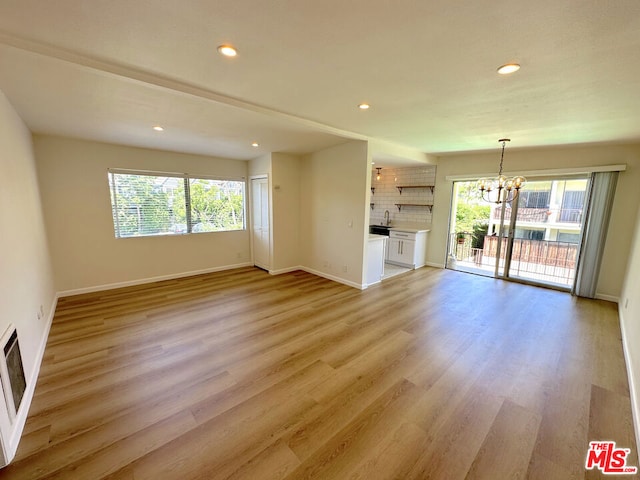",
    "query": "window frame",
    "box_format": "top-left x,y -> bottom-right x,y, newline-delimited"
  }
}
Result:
108,168 -> 246,238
